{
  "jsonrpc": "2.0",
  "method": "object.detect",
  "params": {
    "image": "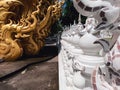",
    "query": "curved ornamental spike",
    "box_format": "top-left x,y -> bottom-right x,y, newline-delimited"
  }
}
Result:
94,39 -> 110,52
